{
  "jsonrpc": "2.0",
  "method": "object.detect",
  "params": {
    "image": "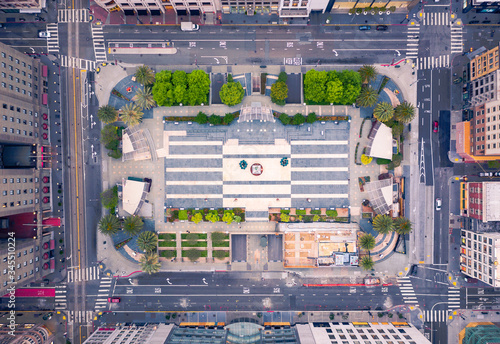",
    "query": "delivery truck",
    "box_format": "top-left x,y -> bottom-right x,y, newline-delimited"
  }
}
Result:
181,21 -> 199,31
